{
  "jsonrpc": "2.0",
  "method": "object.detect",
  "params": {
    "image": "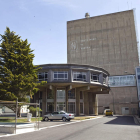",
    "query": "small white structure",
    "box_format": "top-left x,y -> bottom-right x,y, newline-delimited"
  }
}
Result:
20,105 -> 29,113
0,108 -> 2,114
27,113 -> 32,122
1,105 -> 29,113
